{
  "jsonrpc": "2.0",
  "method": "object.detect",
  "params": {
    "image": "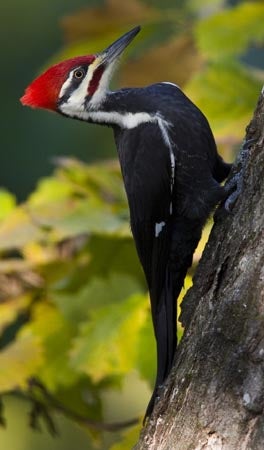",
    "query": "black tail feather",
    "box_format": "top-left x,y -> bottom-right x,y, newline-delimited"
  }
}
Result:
144,217 -> 204,421
145,270 -> 176,420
